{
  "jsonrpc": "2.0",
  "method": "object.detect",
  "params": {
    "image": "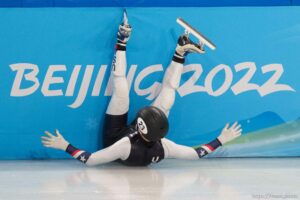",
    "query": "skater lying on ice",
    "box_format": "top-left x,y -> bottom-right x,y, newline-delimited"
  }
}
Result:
41,13 -> 242,166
